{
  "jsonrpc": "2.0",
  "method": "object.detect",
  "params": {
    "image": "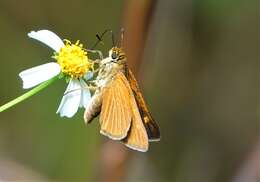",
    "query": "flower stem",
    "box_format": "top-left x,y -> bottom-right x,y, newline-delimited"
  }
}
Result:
0,75 -> 60,112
